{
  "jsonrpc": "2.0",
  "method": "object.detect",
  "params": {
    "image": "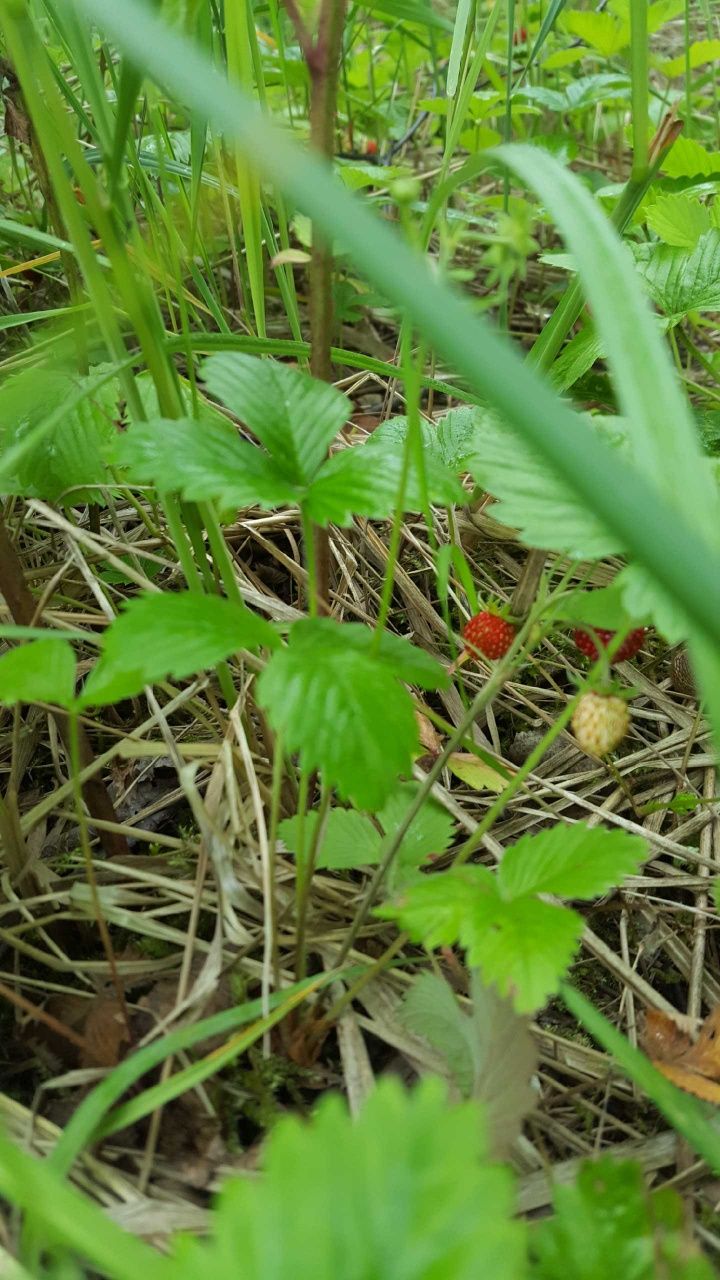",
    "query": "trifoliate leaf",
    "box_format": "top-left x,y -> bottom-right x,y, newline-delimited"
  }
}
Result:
173,1078 -> 525,1280
303,442 -> 465,525
0,639 -> 76,708
258,621 -> 445,810
81,593 -> 278,706
497,823 -> 647,901
380,863 -> 584,1012
201,353 -> 349,484
117,418 -> 299,508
